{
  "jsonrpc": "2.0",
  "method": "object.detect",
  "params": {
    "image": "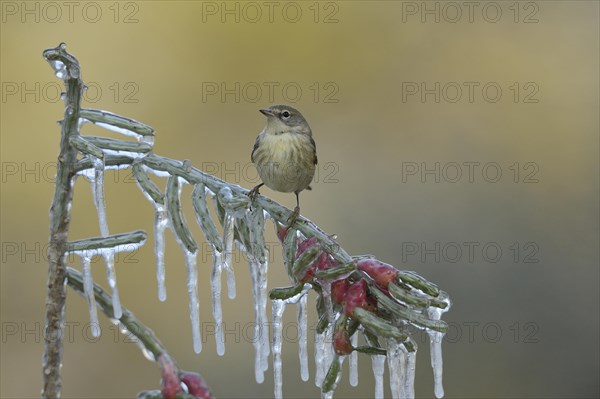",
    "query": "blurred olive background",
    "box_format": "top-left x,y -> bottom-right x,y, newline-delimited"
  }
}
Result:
1,1 -> 598,398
